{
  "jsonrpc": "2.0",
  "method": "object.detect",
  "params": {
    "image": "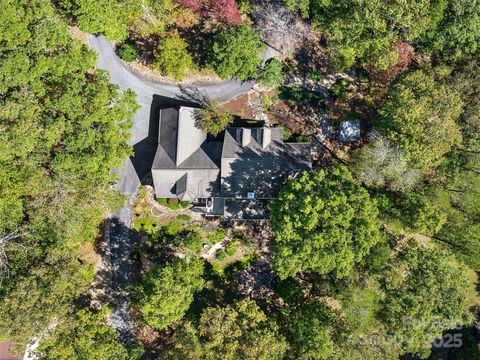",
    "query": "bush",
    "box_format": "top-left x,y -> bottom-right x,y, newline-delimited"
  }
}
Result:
155,30 -> 195,80
330,78 -> 353,99
307,70 -> 321,81
259,59 -> 284,88
180,201 -> 191,208
279,86 -> 325,107
225,241 -> 238,256
117,43 -> 138,62
185,231 -> 203,252
157,198 -> 168,206
208,229 -> 227,244
224,253 -> 259,275
167,198 -> 180,209
165,219 -> 182,235
216,249 -> 227,260
176,214 -> 191,222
